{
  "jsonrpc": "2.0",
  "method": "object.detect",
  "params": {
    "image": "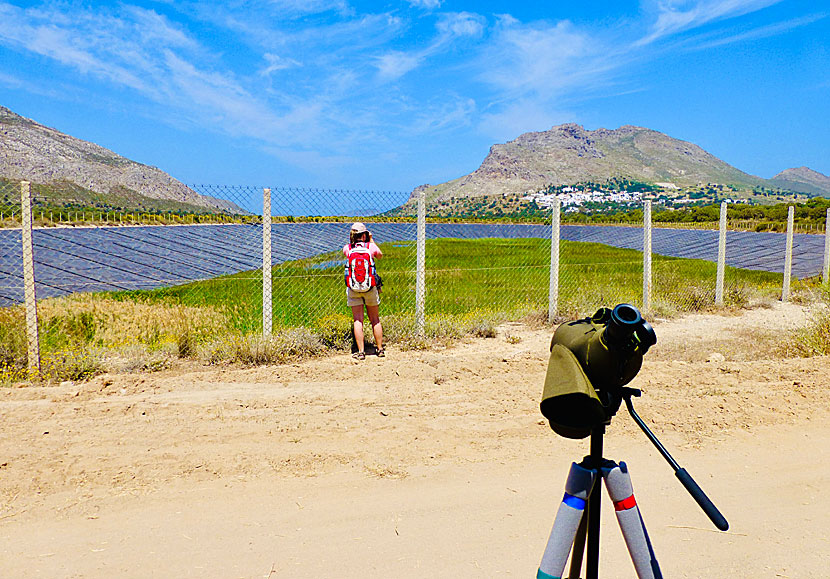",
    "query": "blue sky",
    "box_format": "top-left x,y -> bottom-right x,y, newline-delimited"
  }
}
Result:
1,0 -> 827,193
